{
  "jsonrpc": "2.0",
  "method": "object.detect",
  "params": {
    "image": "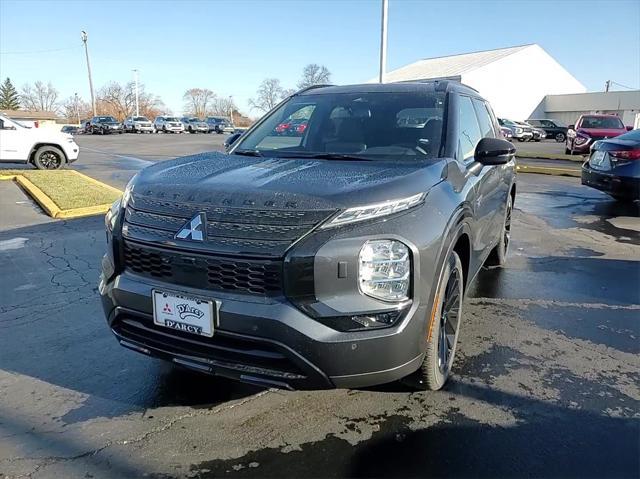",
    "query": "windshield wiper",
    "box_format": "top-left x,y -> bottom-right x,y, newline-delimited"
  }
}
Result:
233,149 -> 263,157
276,152 -> 373,161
